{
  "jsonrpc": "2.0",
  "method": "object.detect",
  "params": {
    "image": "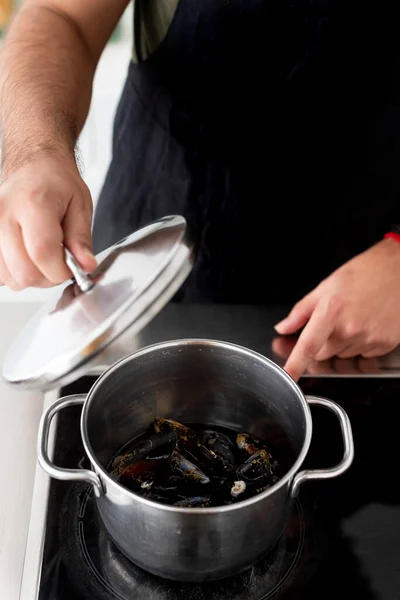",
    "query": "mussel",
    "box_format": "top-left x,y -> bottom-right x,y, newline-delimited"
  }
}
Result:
174,496 -> 211,508
170,449 -> 210,484
200,430 -> 236,469
154,418 -> 196,443
236,432 -> 265,456
155,417 -> 225,475
109,418 -> 282,507
237,449 -> 276,485
111,430 -> 176,480
142,479 -> 181,504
